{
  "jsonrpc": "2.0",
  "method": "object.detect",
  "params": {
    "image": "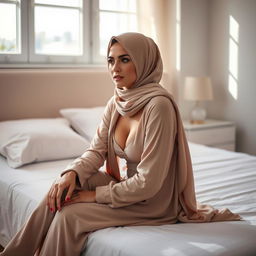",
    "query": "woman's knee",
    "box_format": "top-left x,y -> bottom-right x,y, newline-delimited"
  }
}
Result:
52,206 -> 74,228
31,194 -> 48,216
